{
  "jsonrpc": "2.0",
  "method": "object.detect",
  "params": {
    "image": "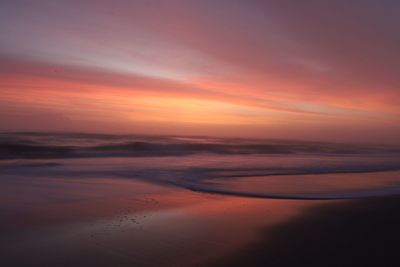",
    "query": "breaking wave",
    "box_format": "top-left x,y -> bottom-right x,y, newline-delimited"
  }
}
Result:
1,132 -> 400,199
1,132 -> 399,159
